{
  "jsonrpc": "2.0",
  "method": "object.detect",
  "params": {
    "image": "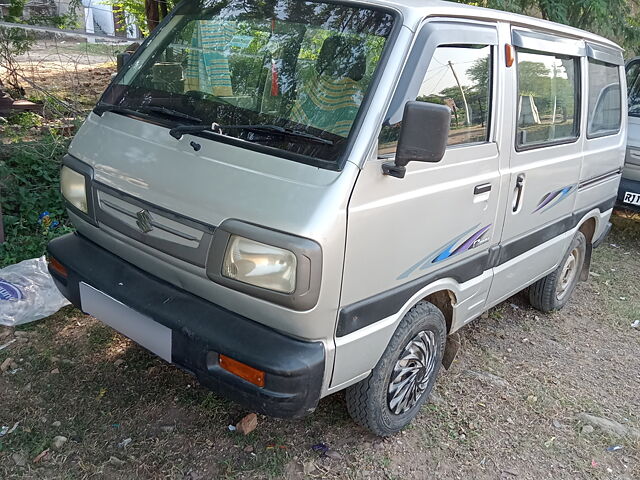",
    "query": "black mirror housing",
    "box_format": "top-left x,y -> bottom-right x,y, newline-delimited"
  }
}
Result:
382,101 -> 451,178
116,43 -> 140,73
116,51 -> 132,73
